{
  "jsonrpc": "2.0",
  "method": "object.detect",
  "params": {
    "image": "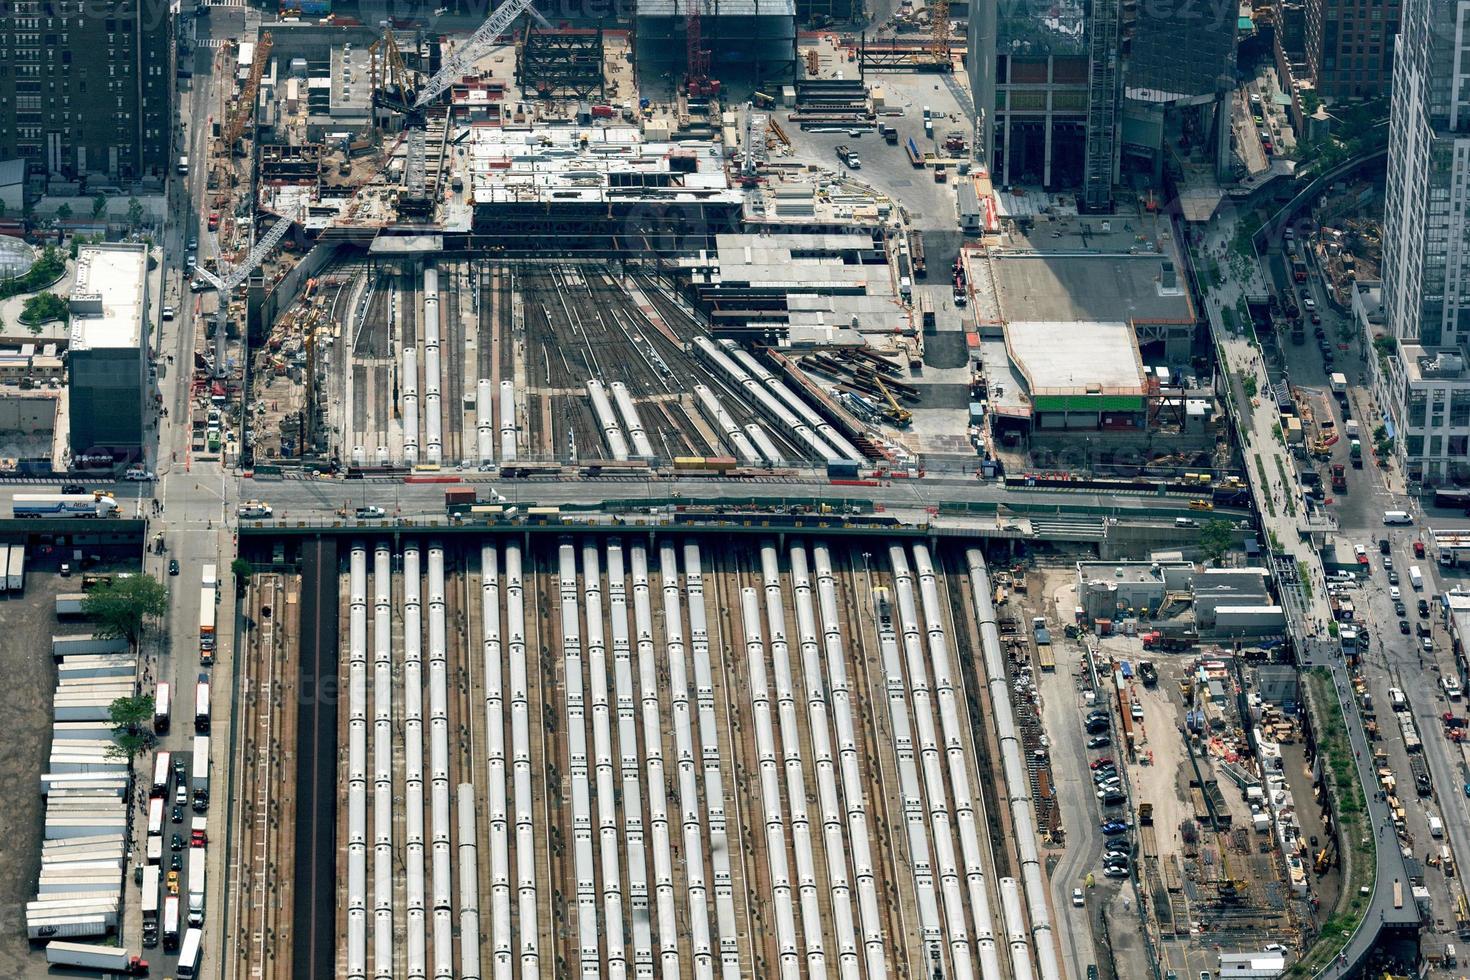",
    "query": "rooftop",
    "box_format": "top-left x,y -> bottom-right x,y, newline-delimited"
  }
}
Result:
1401,343 -> 1470,383
1004,320 -> 1145,396
990,252 -> 1195,324
466,125 -> 742,207
68,244 -> 147,352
